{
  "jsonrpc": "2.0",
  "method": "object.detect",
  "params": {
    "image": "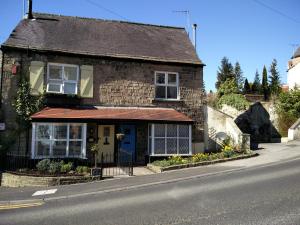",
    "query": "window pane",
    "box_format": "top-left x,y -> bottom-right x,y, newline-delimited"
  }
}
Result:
53,125 -> 67,139
155,86 -> 166,99
179,139 -> 189,154
69,141 -> 82,157
179,125 -> 189,137
69,125 -> 82,139
156,73 -> 165,84
148,138 -> 152,154
154,138 -> 165,154
166,139 -> 177,154
154,124 -> 165,137
47,83 -> 61,93
64,82 -> 77,94
167,124 -> 177,137
148,125 -> 152,137
36,140 -> 50,156
49,65 -> 62,79
53,141 -> 67,157
64,67 -> 77,81
167,86 -> 177,99
36,125 -> 50,139
168,73 -> 177,85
